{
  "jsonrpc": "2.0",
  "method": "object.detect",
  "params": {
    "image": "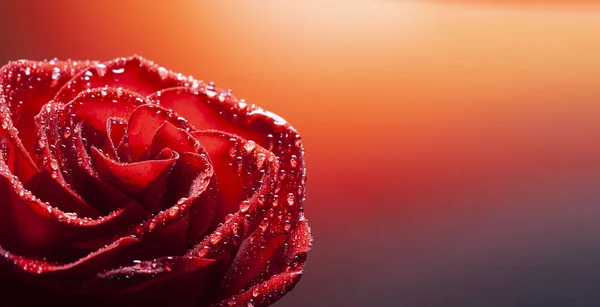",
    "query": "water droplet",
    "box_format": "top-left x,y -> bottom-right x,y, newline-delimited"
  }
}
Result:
252,289 -> 260,298
256,153 -> 266,170
206,82 -> 216,98
287,193 -> 295,206
244,140 -> 256,153
169,205 -> 180,218
239,200 -> 251,213
290,155 -> 298,168
24,67 -> 31,76
224,213 -> 235,223
50,159 -> 59,171
210,232 -> 222,244
95,64 -> 107,77
177,197 -> 188,205
51,67 -> 61,80
112,67 -> 125,74
157,67 -> 168,80
64,212 -> 78,219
